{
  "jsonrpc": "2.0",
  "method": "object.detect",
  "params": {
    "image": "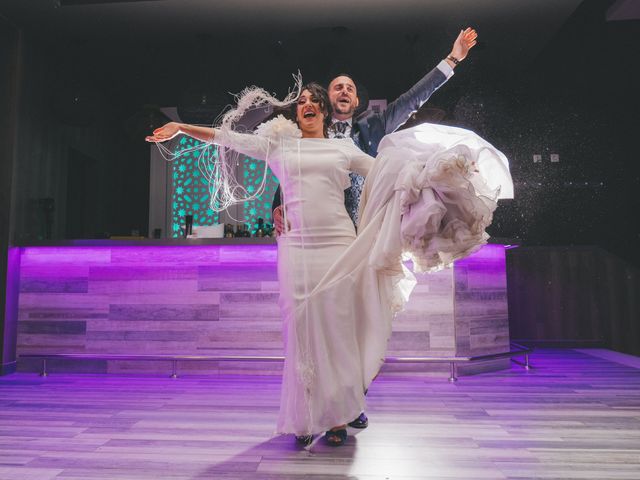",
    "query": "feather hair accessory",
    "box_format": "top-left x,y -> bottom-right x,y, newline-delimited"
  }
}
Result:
152,73 -> 304,217
254,115 -> 302,139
